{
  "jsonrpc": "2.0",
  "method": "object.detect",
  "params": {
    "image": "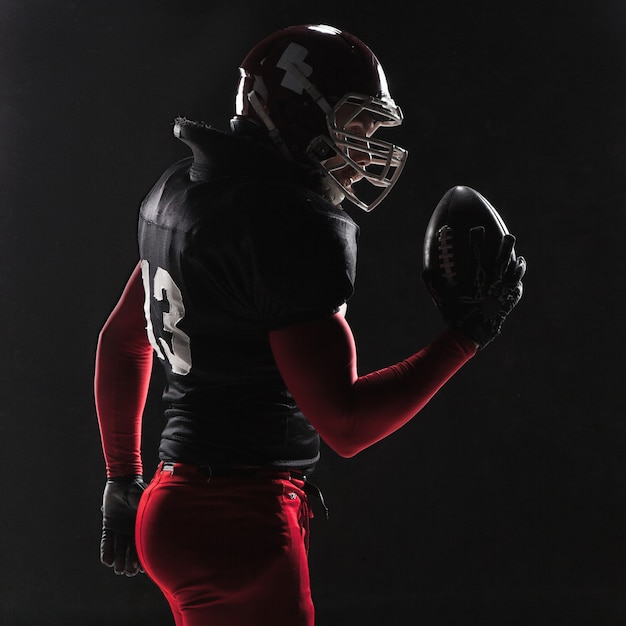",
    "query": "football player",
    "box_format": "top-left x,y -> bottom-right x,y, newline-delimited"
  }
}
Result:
95,24 -> 525,626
